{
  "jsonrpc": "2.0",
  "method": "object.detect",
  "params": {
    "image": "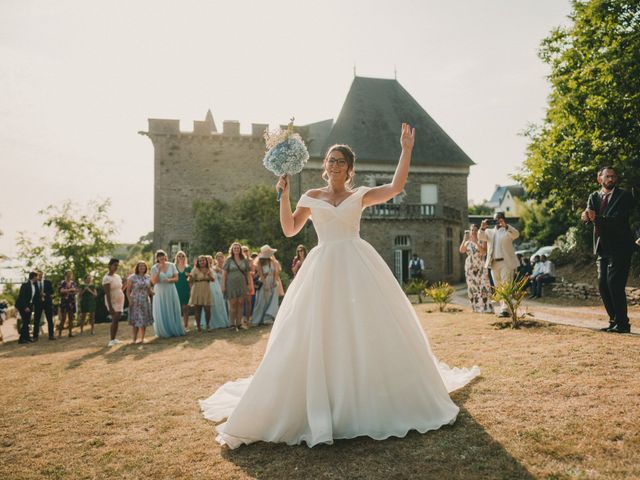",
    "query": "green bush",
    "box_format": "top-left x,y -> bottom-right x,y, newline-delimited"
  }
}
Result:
491,276 -> 529,328
424,282 -> 455,312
